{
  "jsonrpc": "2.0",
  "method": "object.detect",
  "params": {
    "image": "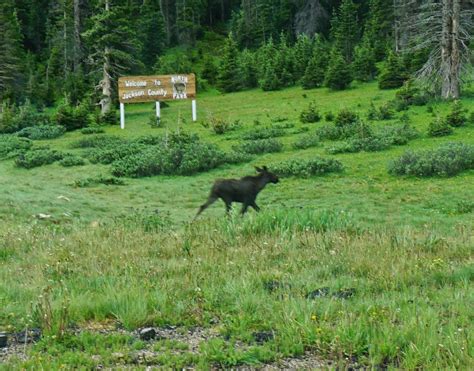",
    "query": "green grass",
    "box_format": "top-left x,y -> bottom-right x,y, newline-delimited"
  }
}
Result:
1,82 -> 473,368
